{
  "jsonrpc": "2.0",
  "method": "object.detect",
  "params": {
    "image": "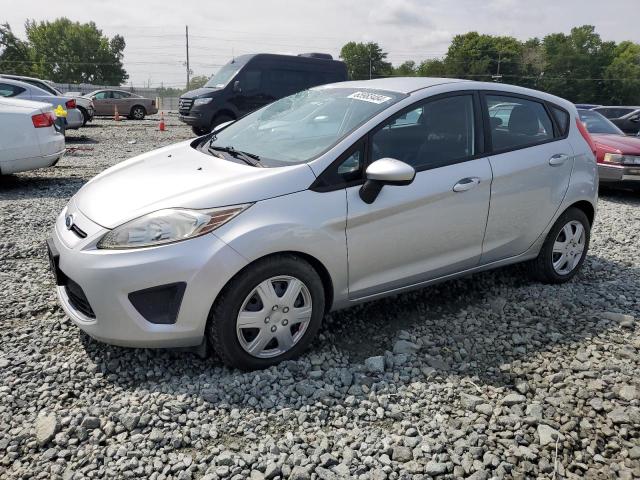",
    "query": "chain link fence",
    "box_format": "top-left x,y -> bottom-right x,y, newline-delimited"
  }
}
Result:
52,82 -> 181,113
